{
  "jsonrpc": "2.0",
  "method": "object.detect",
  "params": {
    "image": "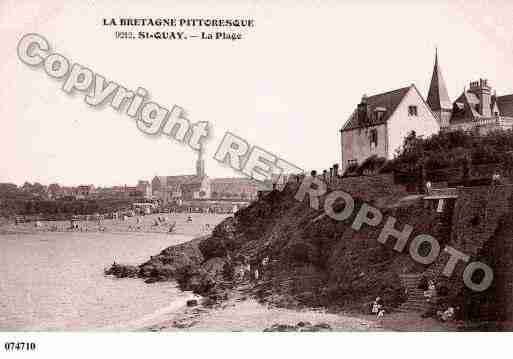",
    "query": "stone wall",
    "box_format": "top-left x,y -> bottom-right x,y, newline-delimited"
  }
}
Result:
425,185 -> 513,299
331,173 -> 408,206
487,216 -> 513,321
